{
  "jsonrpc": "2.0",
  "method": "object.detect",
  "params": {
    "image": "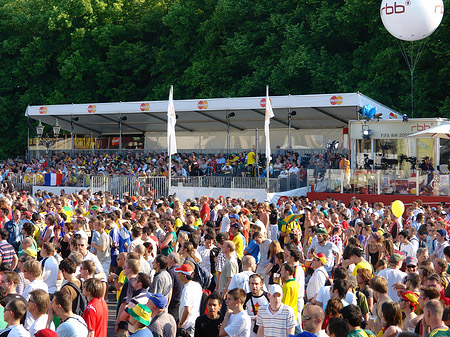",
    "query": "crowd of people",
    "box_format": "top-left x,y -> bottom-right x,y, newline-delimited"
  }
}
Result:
1,146 -> 337,186
0,186 -> 448,337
